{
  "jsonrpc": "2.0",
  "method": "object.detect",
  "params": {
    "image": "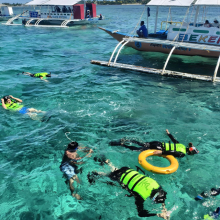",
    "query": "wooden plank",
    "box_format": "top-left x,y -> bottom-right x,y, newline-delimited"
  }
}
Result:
91,60 -> 220,82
